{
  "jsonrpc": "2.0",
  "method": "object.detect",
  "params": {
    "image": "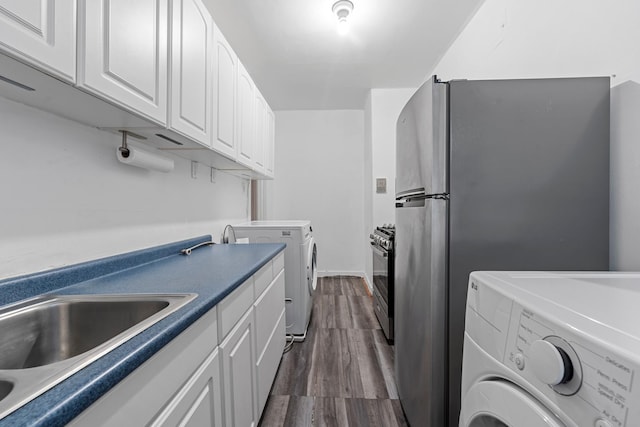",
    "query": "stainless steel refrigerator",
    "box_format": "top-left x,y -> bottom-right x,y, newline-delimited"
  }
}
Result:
394,76 -> 610,426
